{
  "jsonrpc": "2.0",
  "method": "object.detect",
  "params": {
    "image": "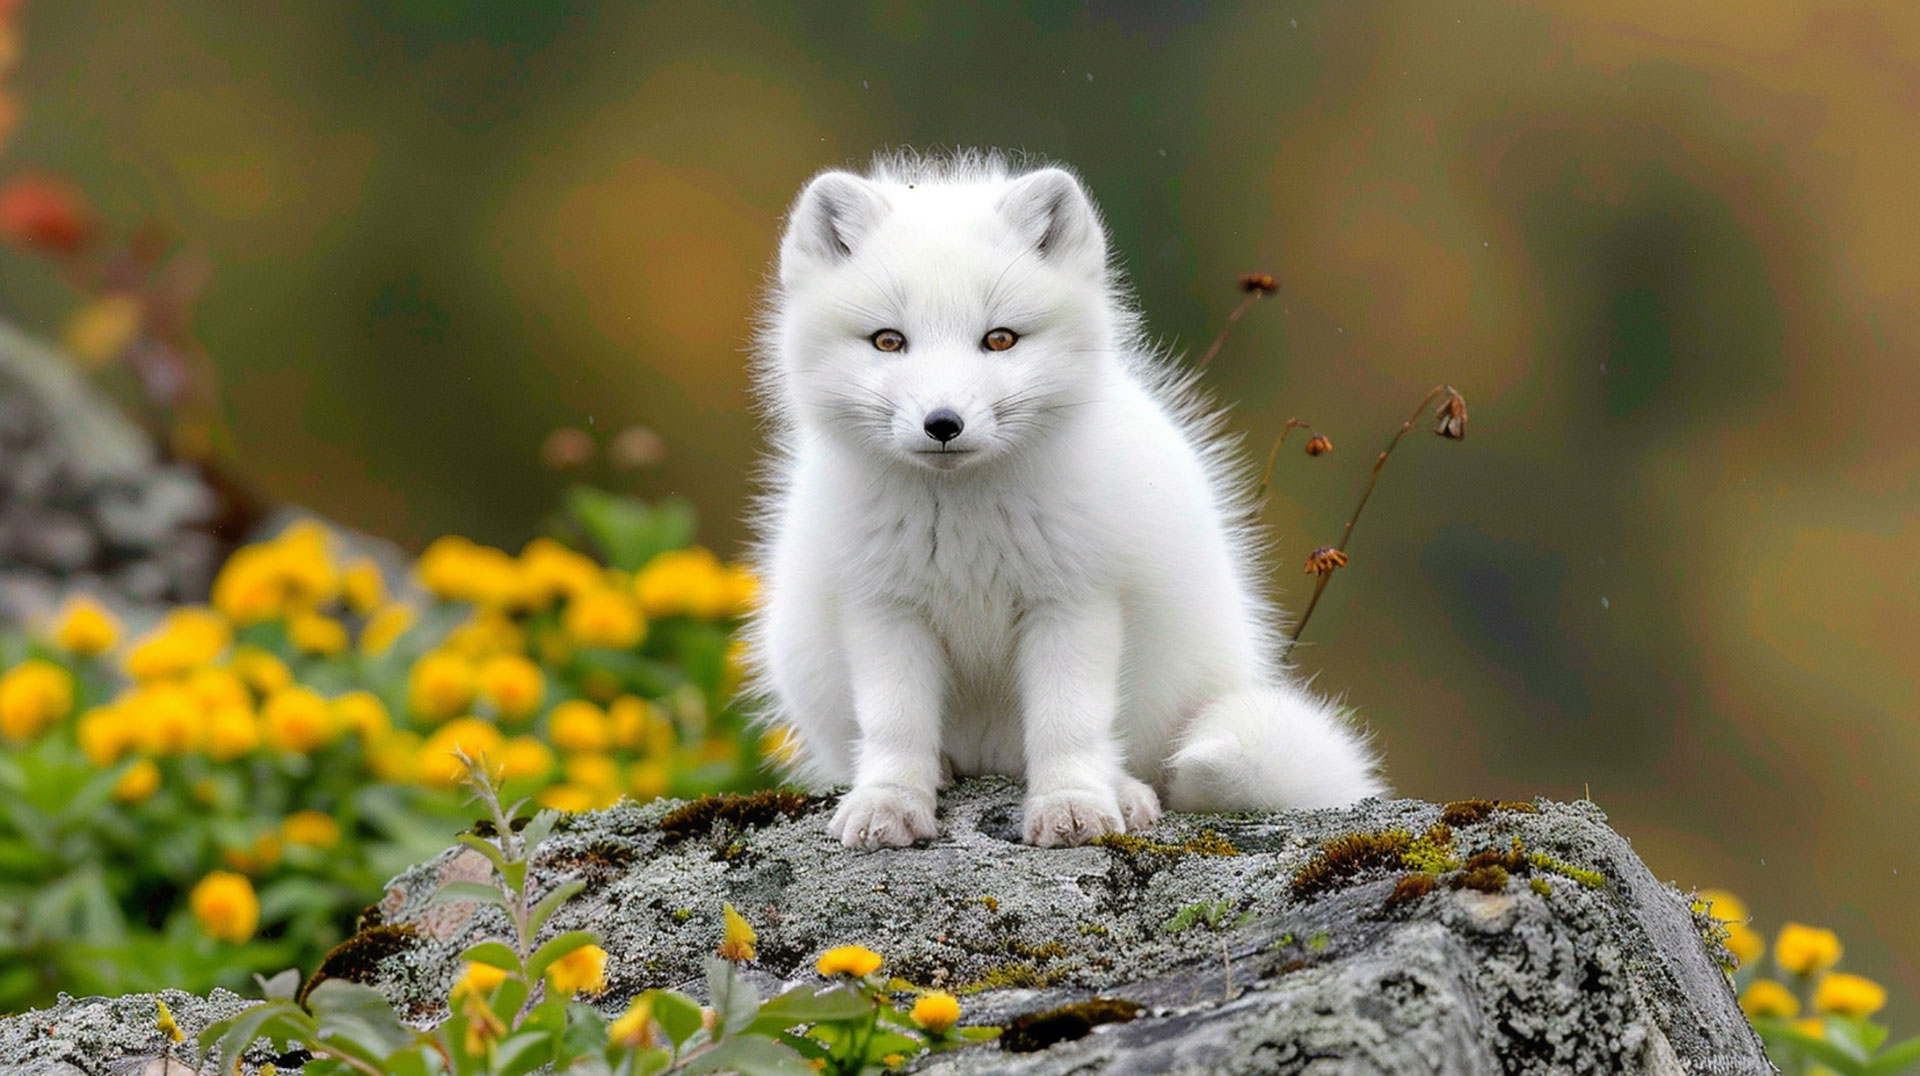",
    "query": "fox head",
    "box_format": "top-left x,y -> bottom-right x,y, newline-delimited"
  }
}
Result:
766,159 -> 1128,473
